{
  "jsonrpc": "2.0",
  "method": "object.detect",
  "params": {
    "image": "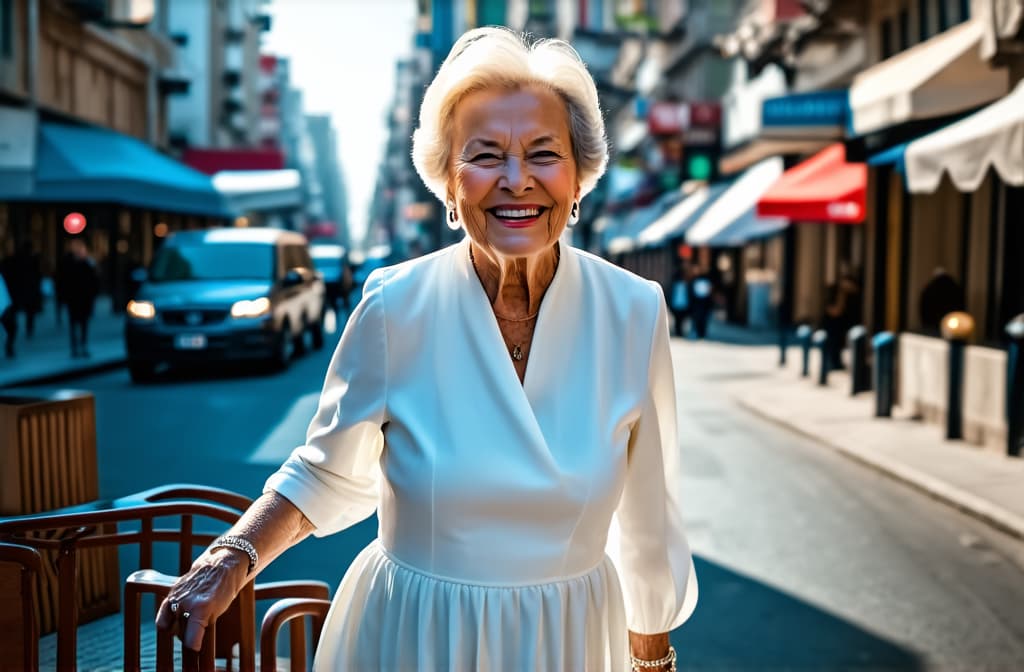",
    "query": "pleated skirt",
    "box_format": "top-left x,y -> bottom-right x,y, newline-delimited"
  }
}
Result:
313,540 -> 631,671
